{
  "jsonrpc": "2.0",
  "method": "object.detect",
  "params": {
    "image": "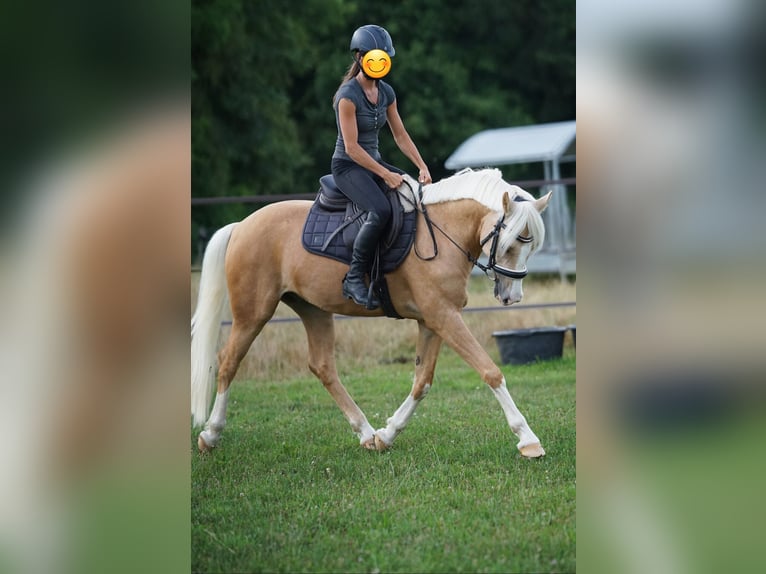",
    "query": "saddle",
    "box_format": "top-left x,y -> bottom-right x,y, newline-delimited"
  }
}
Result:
302,174 -> 419,318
